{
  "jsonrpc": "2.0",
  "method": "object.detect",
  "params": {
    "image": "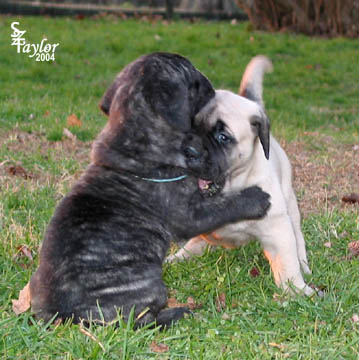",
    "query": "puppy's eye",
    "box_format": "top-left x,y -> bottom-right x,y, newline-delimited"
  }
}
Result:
217,133 -> 230,144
